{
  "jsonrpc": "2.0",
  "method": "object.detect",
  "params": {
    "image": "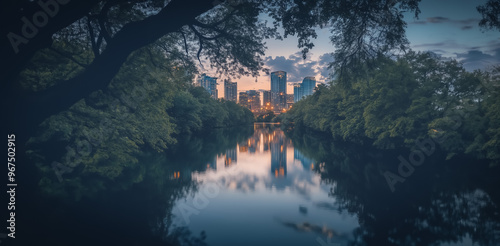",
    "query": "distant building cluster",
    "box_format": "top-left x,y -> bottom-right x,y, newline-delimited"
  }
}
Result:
194,71 -> 317,114
239,90 -> 261,113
